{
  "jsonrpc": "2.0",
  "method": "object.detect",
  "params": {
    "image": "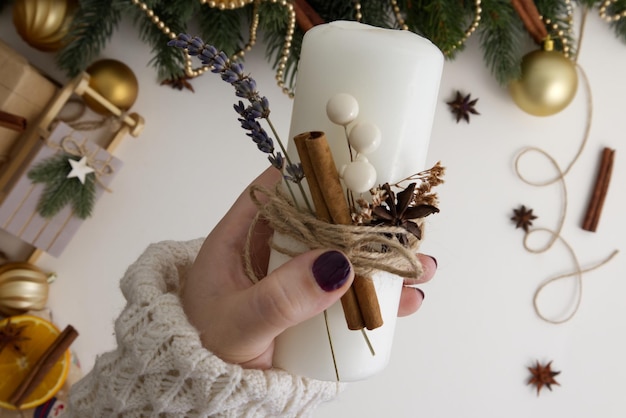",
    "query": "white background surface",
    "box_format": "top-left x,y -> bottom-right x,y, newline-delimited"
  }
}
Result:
1,7 -> 625,418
